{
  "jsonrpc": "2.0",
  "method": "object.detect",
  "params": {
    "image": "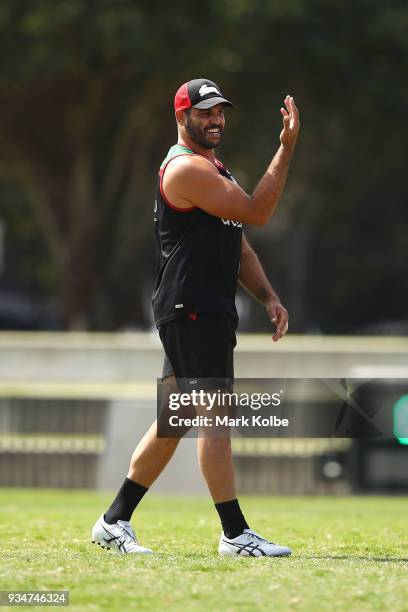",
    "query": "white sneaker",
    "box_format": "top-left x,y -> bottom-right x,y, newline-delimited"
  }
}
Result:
91,514 -> 152,555
218,528 -> 292,557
